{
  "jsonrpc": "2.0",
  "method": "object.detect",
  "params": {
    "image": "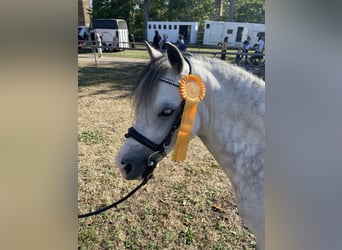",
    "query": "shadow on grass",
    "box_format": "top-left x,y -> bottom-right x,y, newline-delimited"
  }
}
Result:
78,61 -> 147,96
